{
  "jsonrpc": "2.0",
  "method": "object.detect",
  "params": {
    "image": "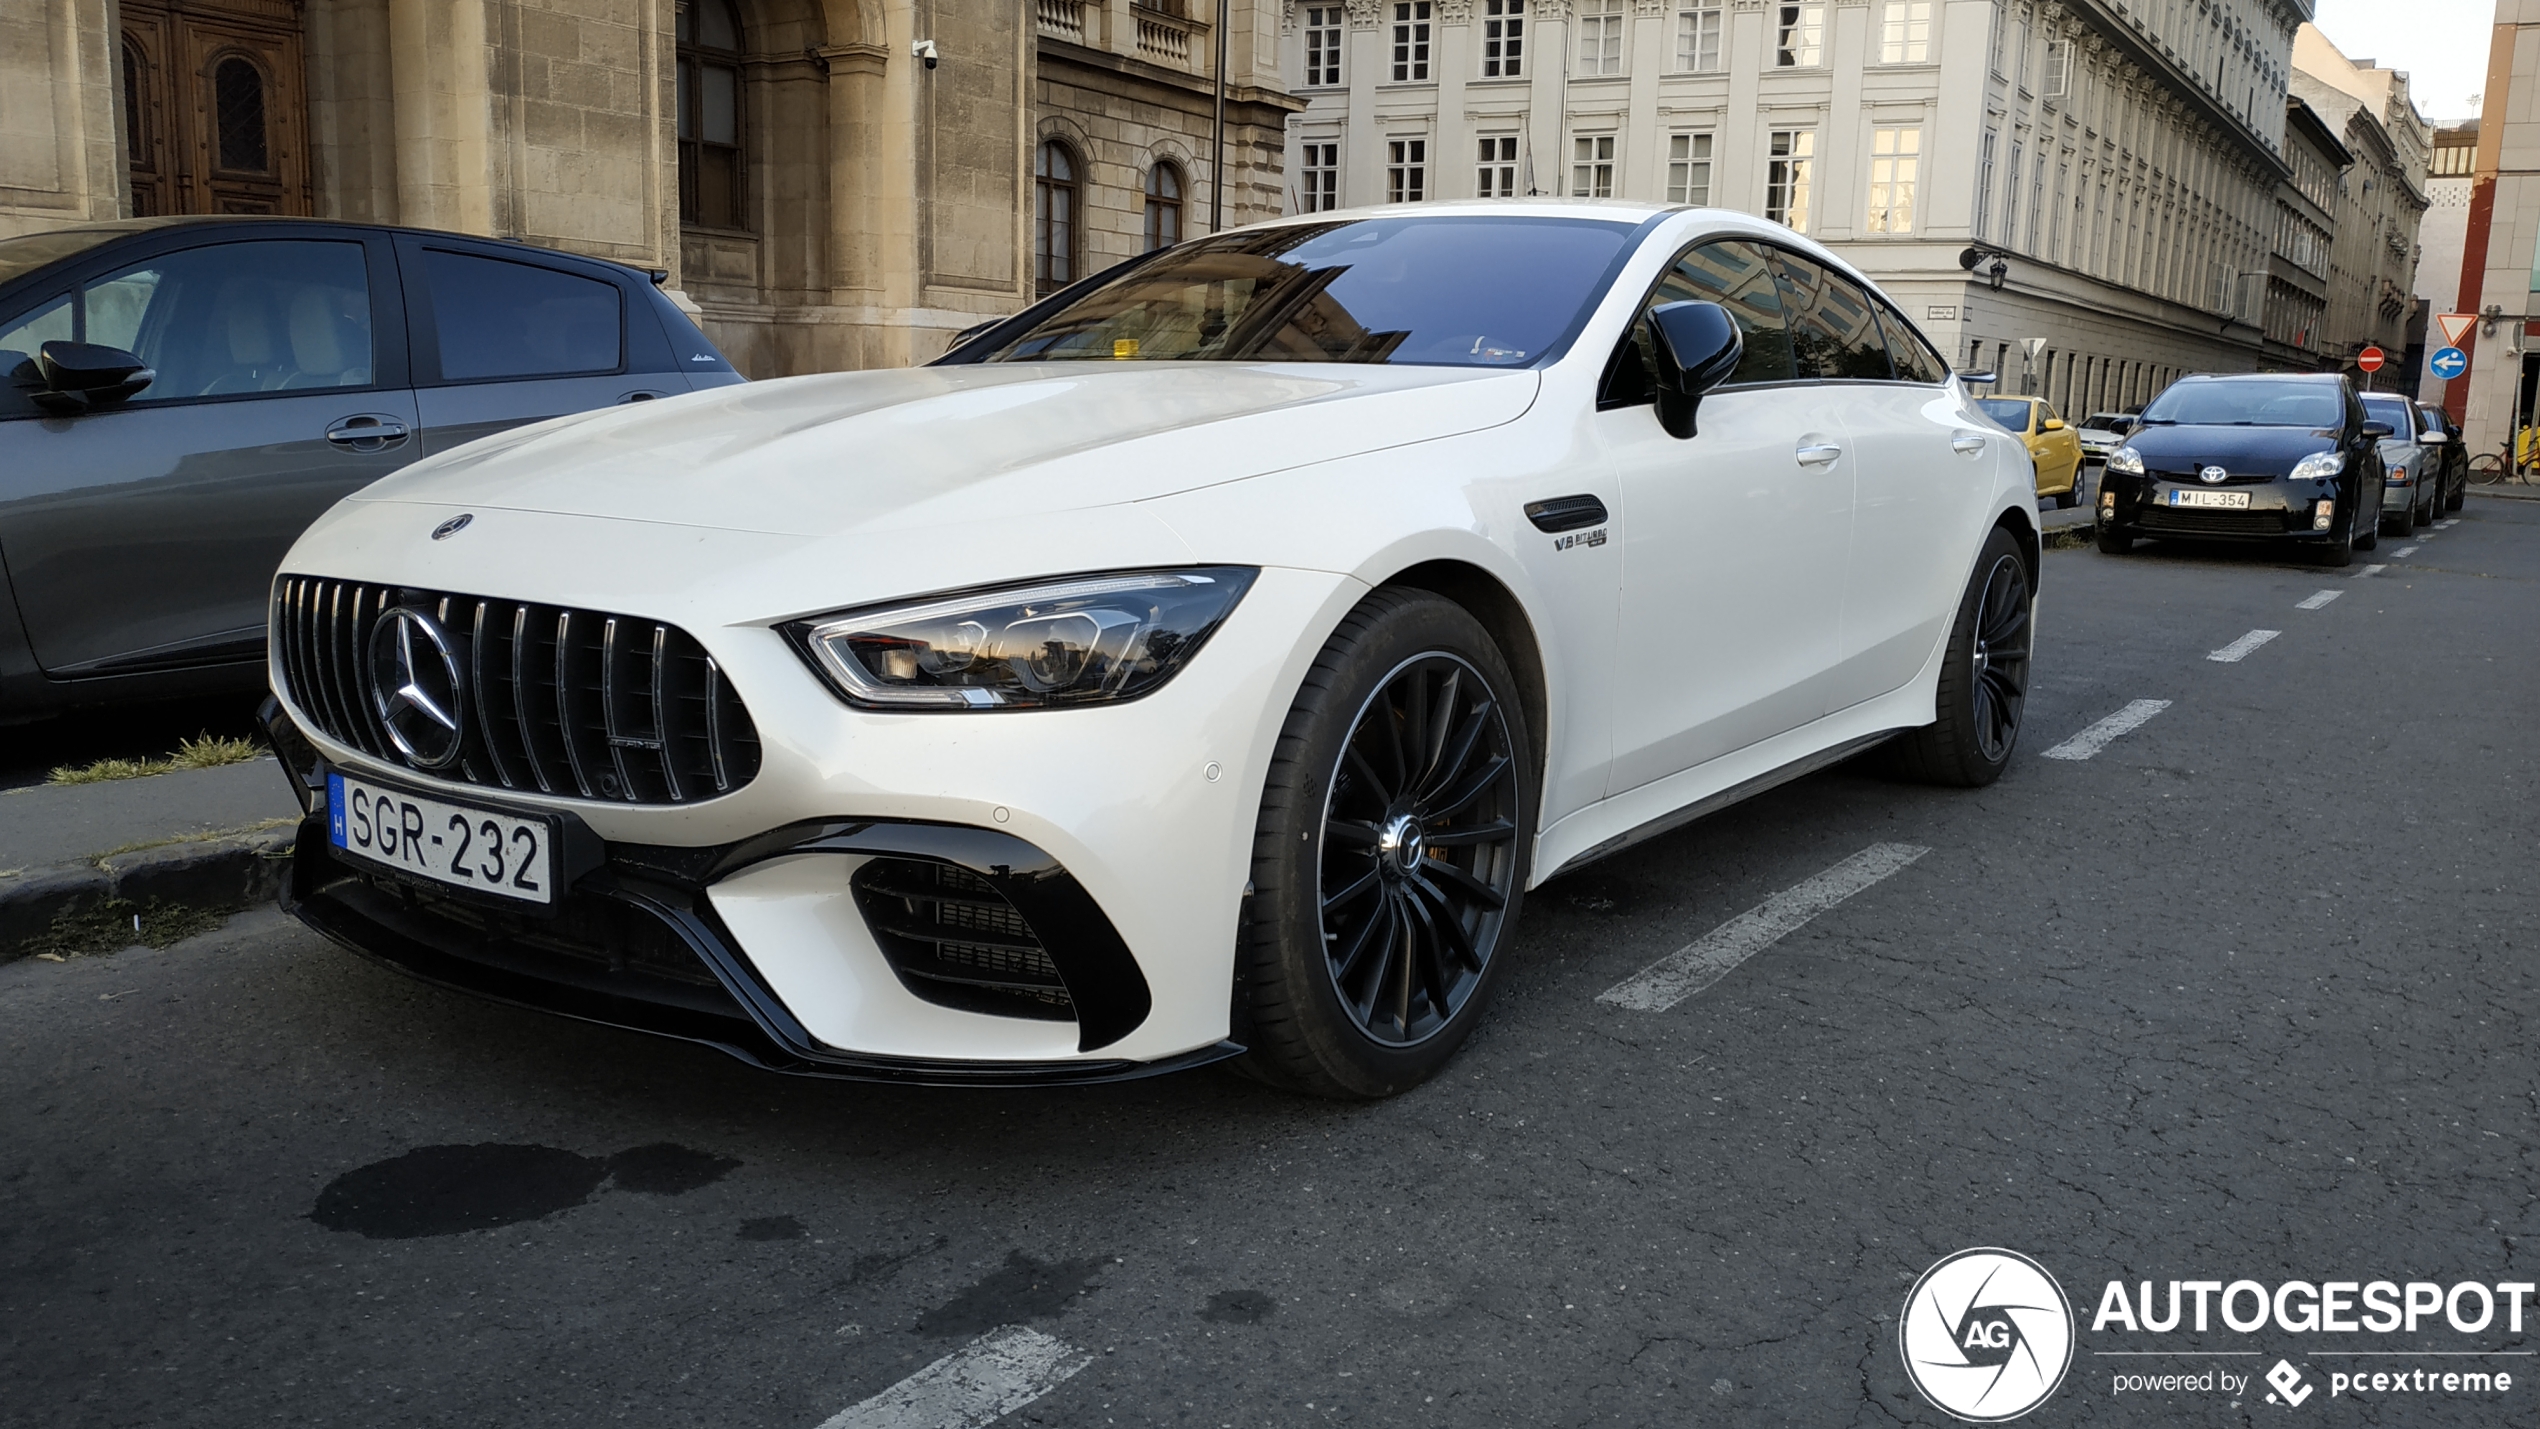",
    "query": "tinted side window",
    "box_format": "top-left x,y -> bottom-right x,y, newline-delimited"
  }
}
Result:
1674,241 -> 1795,386
423,249 -> 622,380
1877,302 -> 1949,384
0,292 -> 74,420
1767,250 -> 1891,380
